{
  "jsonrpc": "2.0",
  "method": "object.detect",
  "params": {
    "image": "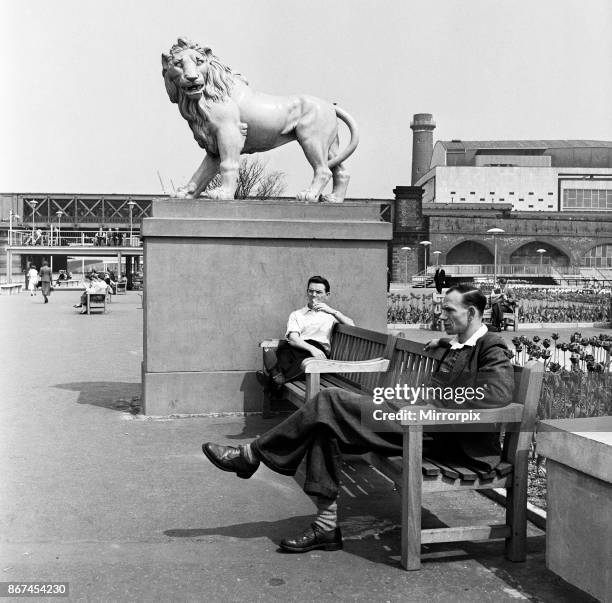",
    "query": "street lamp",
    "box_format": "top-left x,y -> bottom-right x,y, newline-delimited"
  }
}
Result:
127,200 -> 136,245
432,250 -> 441,267
536,248 -> 547,274
487,228 -> 505,286
401,246 -> 411,284
420,240 -> 431,283
8,209 -> 20,246
56,210 -> 64,246
29,200 -> 38,242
